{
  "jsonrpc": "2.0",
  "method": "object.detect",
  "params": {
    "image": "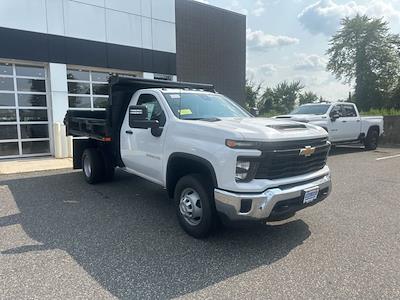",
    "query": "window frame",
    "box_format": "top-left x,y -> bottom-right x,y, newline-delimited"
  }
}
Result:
66,67 -> 141,111
136,93 -> 167,126
330,104 -> 343,118
67,69 -> 109,111
342,104 -> 358,117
